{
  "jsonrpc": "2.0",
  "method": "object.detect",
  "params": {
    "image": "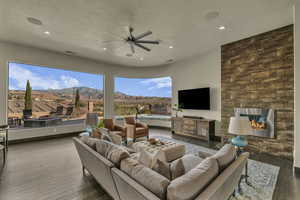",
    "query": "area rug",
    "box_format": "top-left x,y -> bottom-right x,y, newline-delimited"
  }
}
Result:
154,136 -> 280,200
